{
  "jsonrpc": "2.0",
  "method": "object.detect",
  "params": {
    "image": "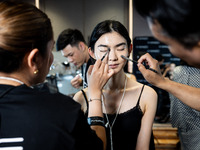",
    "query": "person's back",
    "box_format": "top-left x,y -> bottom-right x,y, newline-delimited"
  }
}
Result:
0,84 -> 102,150
0,1 -> 109,150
